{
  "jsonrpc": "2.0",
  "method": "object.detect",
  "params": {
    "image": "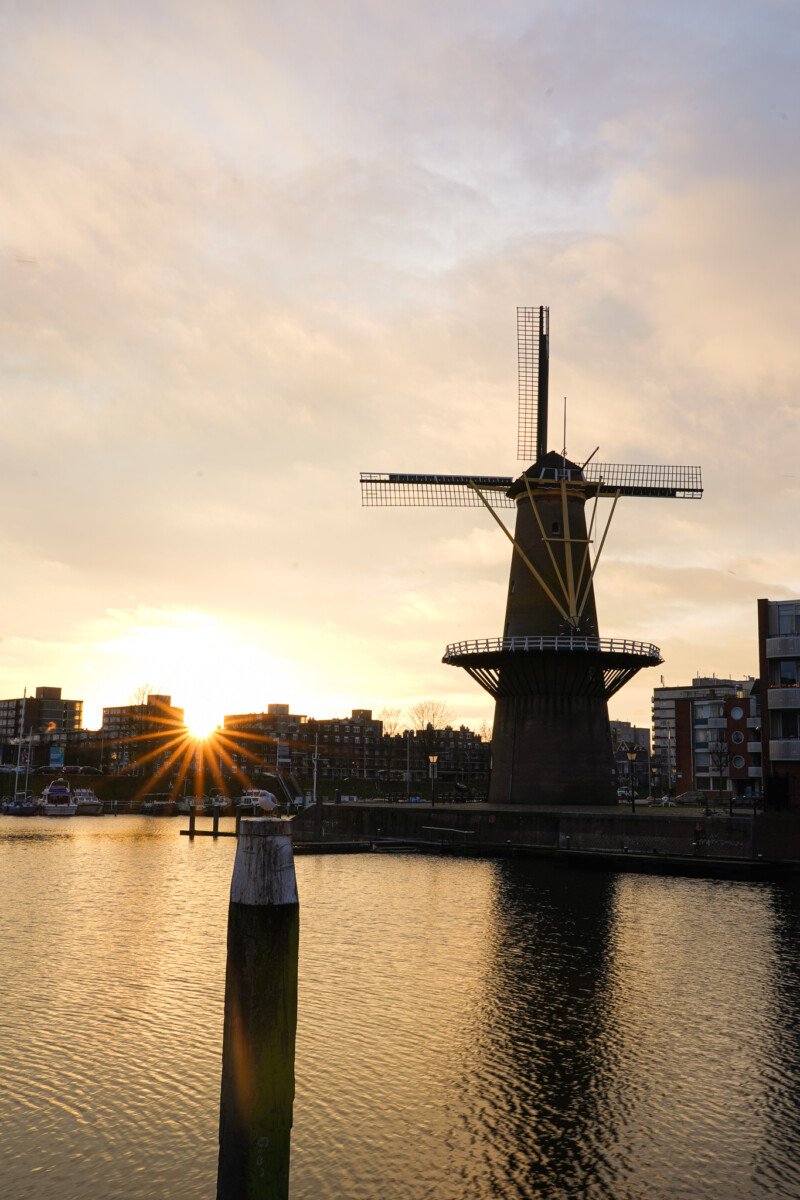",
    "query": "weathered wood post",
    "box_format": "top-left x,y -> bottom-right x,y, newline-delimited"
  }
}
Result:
189,806 -> 196,840
217,818 -> 299,1200
213,809 -> 220,839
